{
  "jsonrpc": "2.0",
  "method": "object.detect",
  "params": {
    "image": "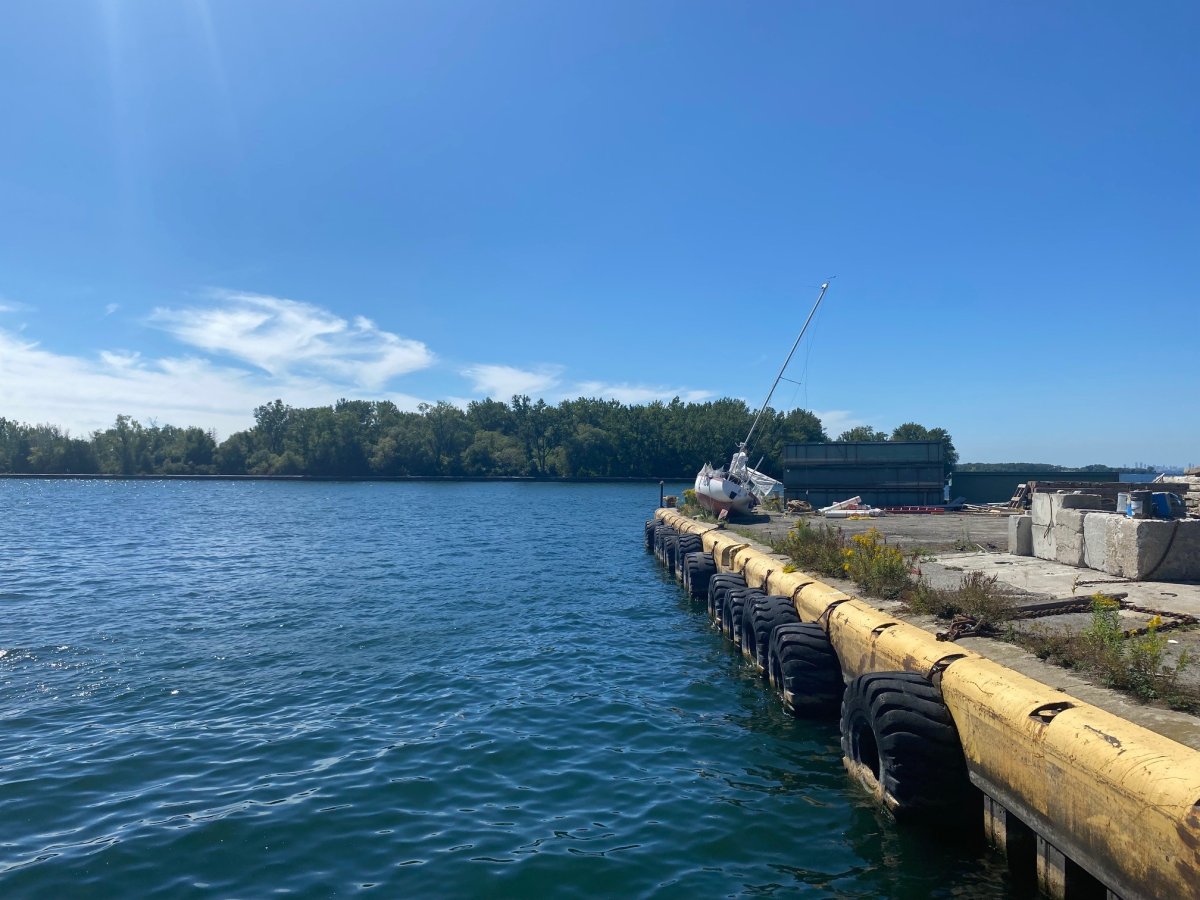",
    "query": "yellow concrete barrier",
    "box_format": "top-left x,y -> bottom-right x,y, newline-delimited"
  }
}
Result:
941,656 -> 1200,898
827,600 -> 977,680
649,511 -> 1200,894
